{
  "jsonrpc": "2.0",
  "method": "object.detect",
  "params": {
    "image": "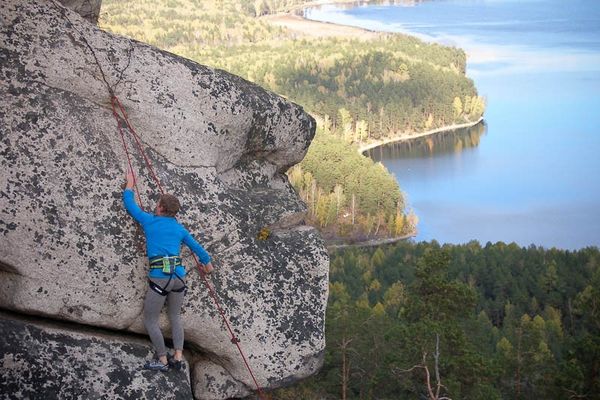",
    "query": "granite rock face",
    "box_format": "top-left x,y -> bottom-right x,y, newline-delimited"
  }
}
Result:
0,0 -> 329,398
